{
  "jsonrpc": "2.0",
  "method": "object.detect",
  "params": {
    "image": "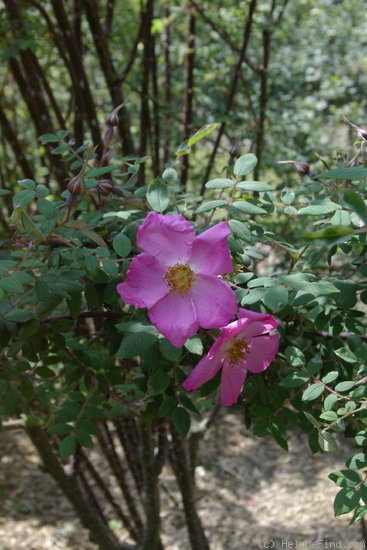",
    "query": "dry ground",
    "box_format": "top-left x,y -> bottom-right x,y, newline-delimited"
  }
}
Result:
0,411 -> 364,550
